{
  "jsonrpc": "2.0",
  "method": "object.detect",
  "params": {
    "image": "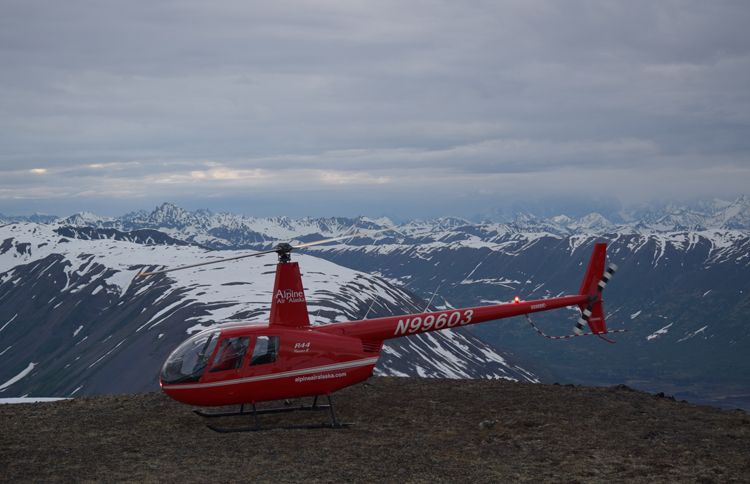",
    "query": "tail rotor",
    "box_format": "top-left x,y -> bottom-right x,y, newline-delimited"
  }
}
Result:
574,262 -> 618,336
